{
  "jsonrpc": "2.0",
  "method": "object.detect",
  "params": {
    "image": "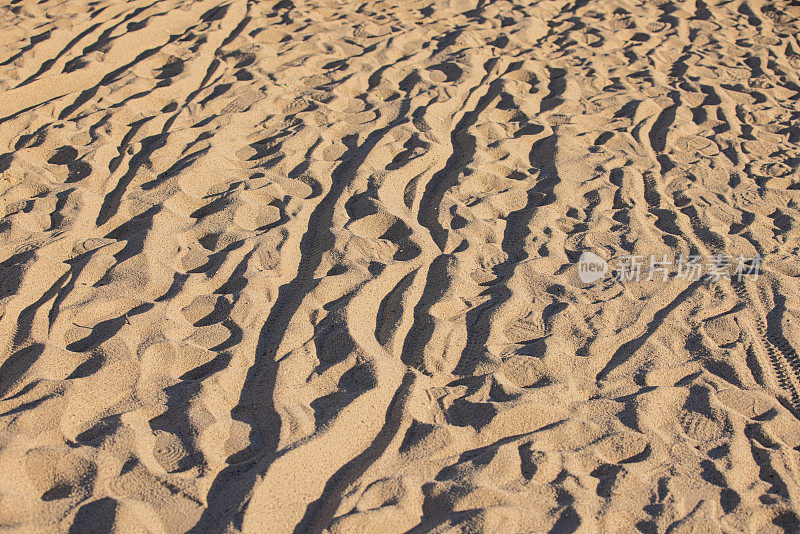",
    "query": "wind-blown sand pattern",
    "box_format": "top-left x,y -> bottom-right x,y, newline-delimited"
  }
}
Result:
2,0 -> 800,531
